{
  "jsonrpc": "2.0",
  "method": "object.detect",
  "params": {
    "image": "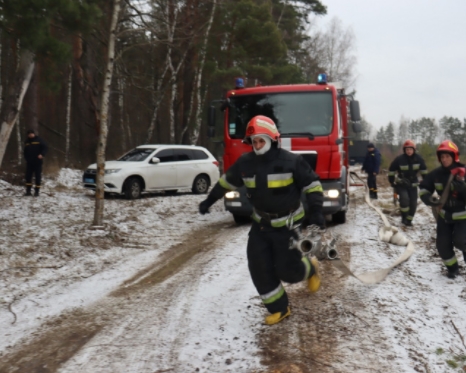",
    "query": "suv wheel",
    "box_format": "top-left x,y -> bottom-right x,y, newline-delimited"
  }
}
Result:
124,177 -> 142,199
192,175 -> 209,194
